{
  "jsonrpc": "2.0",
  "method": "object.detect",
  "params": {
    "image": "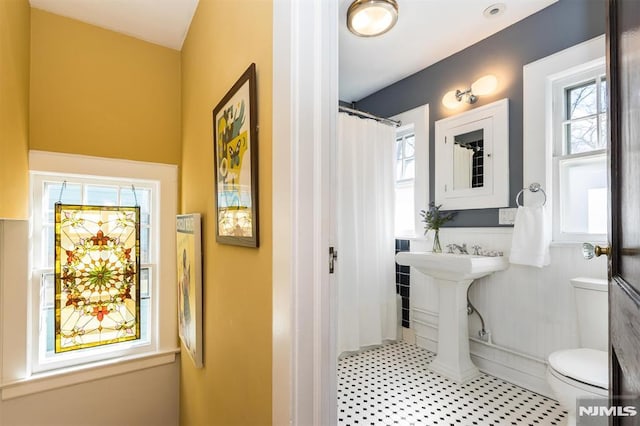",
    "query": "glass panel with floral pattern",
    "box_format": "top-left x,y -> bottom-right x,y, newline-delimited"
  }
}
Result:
55,204 -> 140,352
